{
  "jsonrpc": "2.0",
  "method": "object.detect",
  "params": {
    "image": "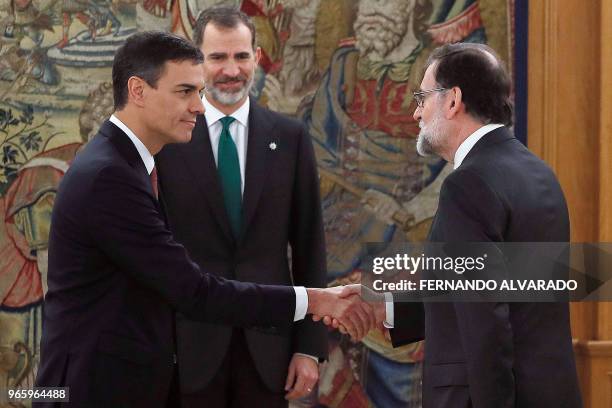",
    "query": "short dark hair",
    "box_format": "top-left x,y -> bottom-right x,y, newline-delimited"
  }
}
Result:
192,5 -> 256,50
112,31 -> 204,110
426,43 -> 514,126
